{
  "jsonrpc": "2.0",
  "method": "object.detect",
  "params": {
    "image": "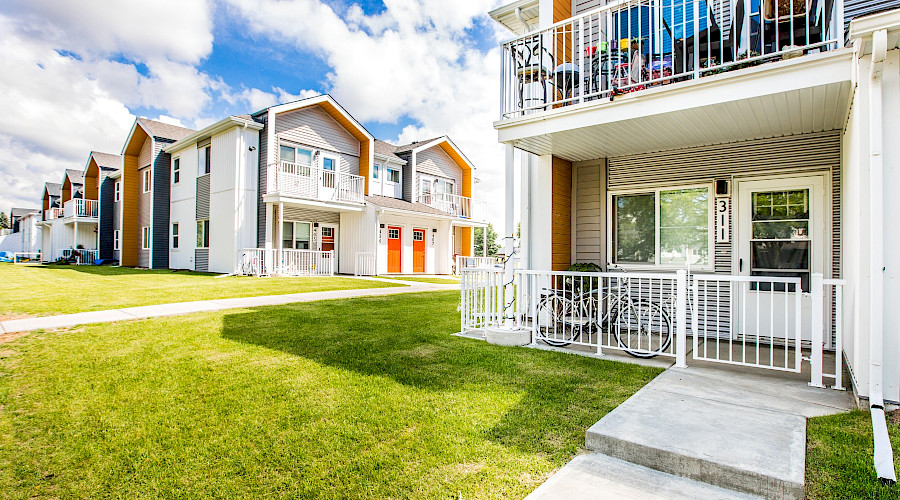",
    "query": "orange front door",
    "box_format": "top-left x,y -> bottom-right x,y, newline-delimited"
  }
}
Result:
412,229 -> 425,273
387,226 -> 402,273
